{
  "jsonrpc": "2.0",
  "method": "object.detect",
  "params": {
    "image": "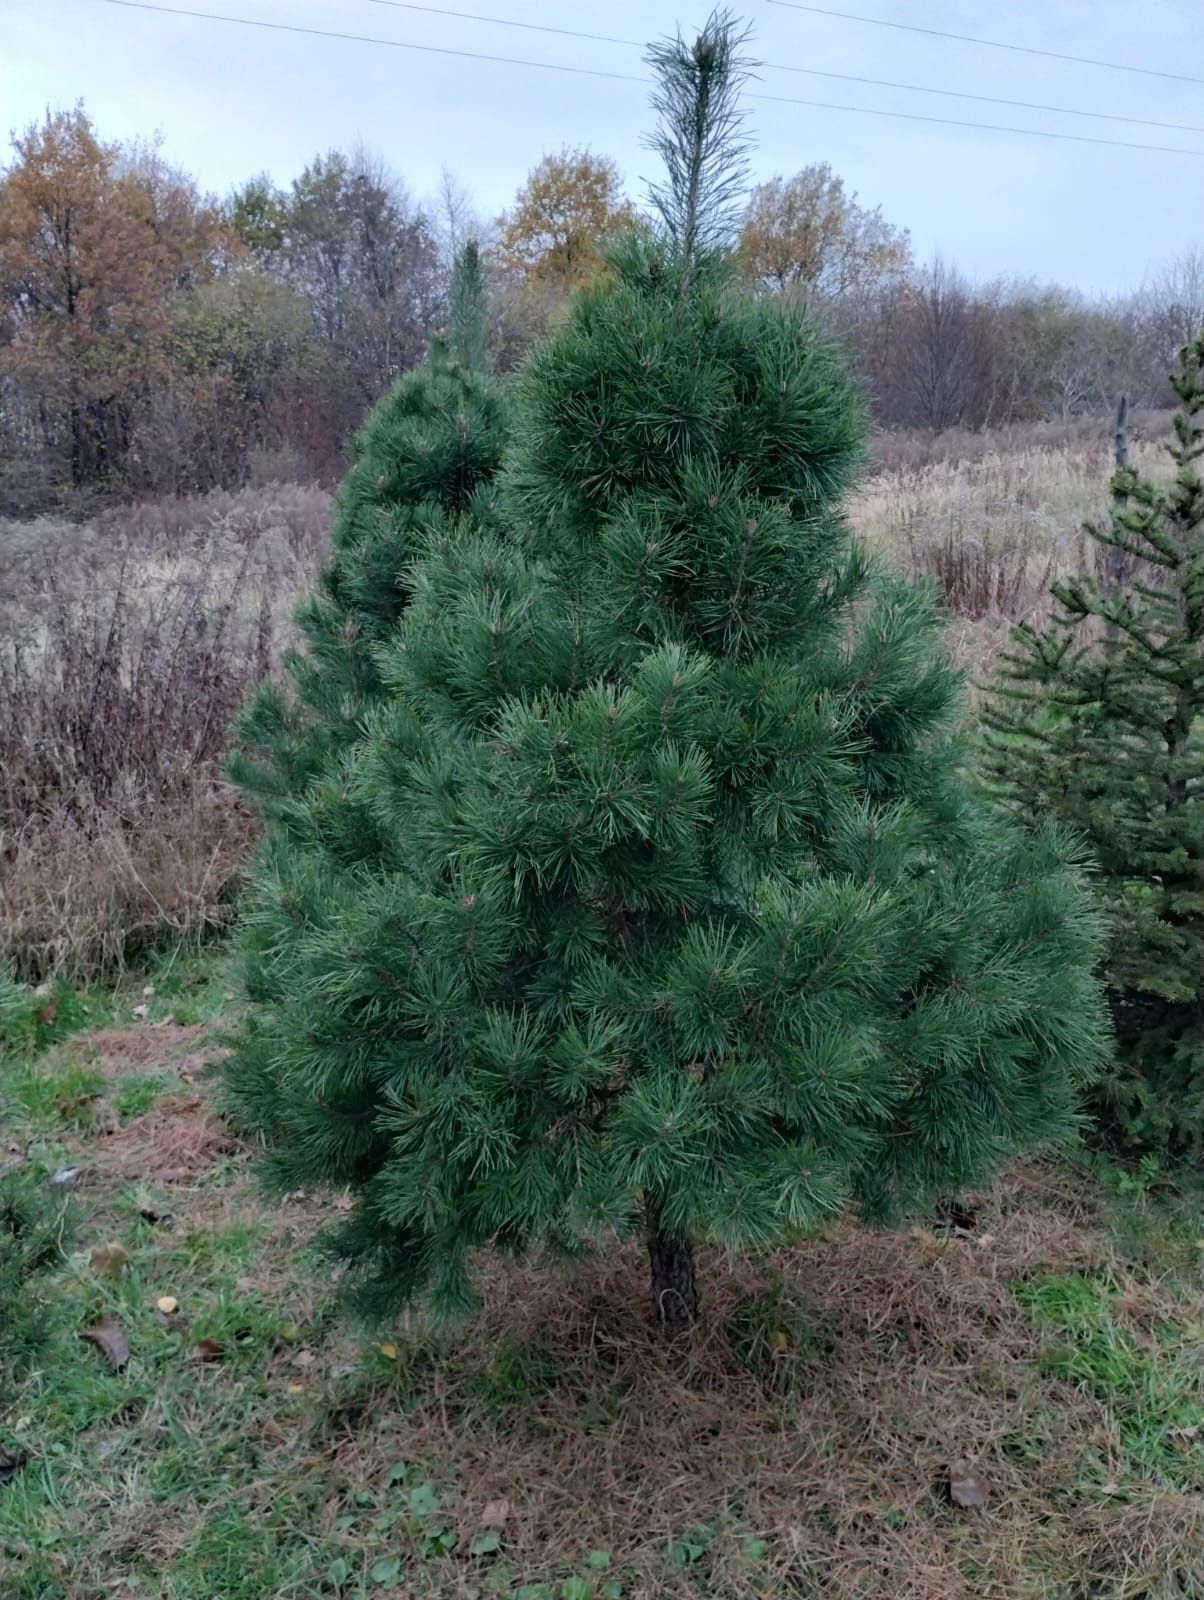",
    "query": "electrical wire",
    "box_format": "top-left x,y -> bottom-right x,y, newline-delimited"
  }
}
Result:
361,0 -> 1204,137
101,0 -> 648,86
767,1 -> 1204,89
98,0 -> 1204,158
